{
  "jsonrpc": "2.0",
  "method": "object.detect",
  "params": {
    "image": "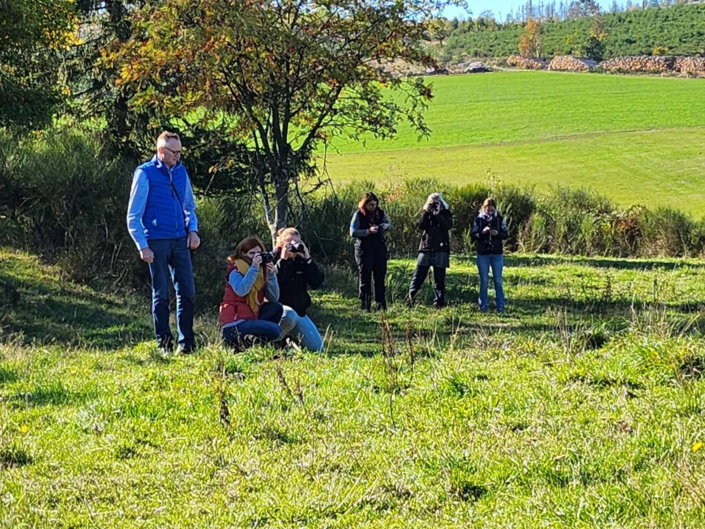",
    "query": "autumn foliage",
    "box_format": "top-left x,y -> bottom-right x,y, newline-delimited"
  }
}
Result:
105,0 -> 461,235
